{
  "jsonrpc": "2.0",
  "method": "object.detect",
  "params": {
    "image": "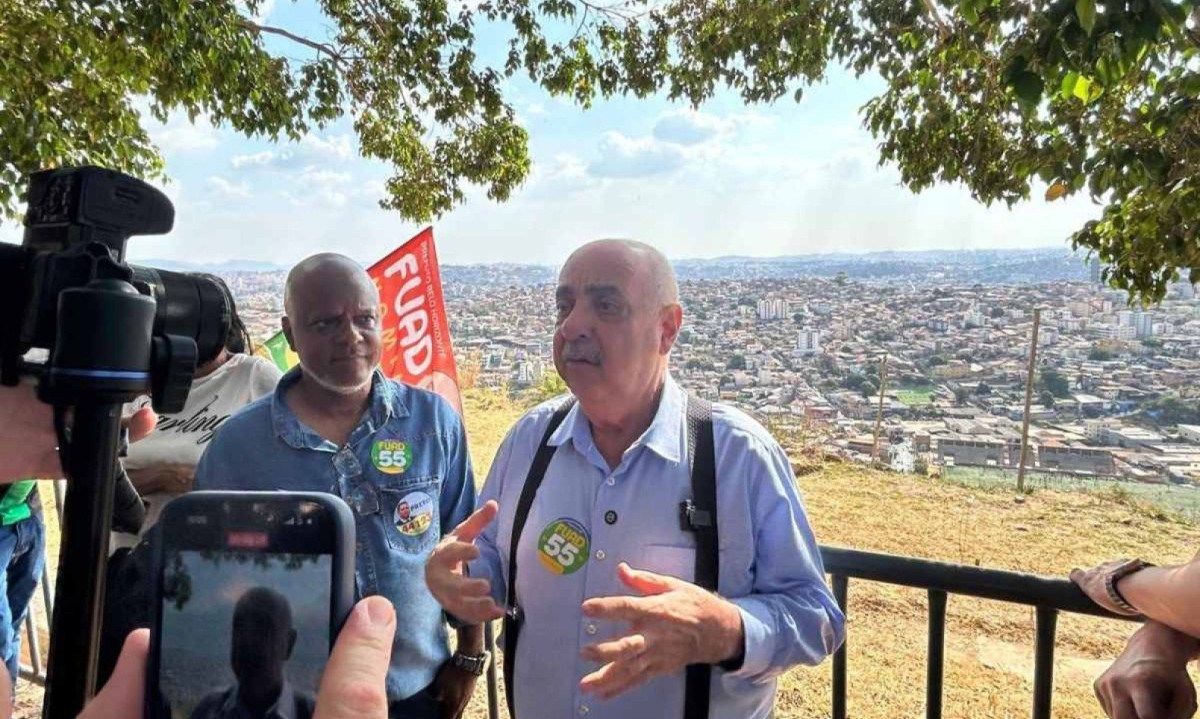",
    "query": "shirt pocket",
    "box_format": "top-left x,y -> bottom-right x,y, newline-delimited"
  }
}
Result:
377,475 -> 442,554
636,544 -> 696,584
